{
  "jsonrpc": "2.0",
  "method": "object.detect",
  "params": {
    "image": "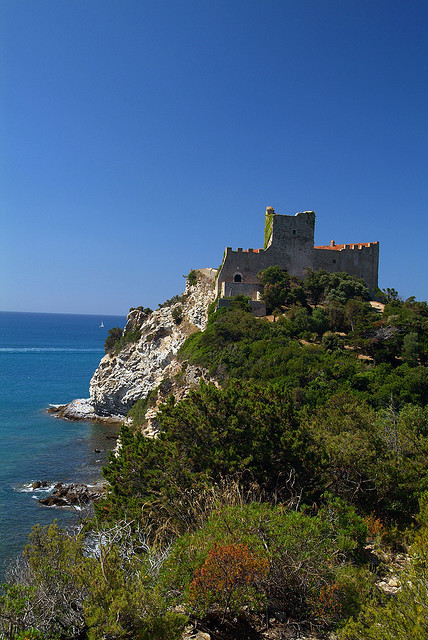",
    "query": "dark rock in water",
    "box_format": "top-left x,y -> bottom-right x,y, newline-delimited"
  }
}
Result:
94,448 -> 101,453
38,482 -> 105,508
32,480 -> 48,489
46,405 -> 61,414
39,496 -> 68,507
